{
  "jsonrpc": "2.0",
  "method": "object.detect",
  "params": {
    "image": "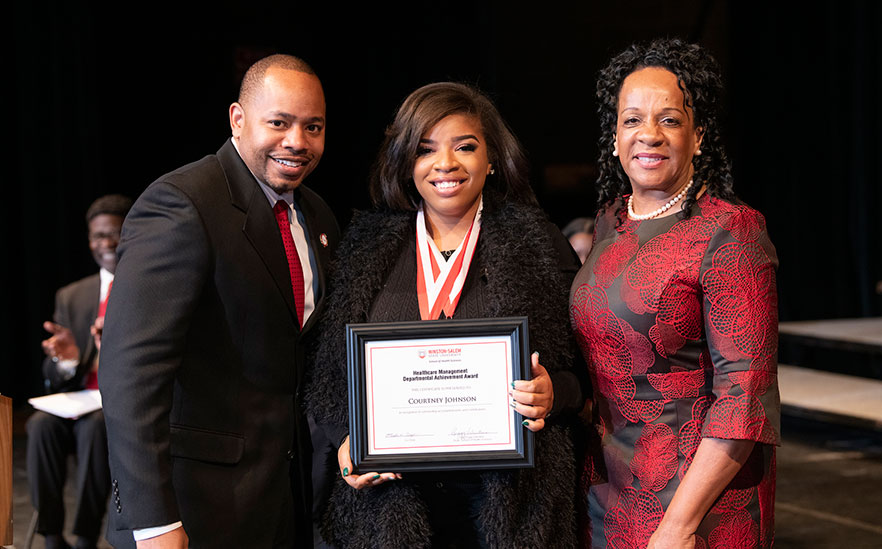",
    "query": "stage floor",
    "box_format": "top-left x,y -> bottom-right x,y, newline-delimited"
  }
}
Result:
779,364 -> 882,430
779,317 -> 882,351
7,407 -> 882,548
